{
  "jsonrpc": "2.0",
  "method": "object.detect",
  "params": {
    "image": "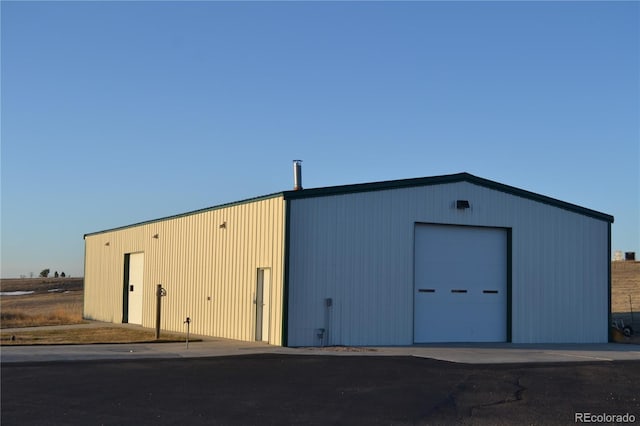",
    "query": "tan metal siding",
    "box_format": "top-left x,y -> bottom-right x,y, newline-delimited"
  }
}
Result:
287,182 -> 609,346
84,196 -> 286,345
84,227 -> 145,323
